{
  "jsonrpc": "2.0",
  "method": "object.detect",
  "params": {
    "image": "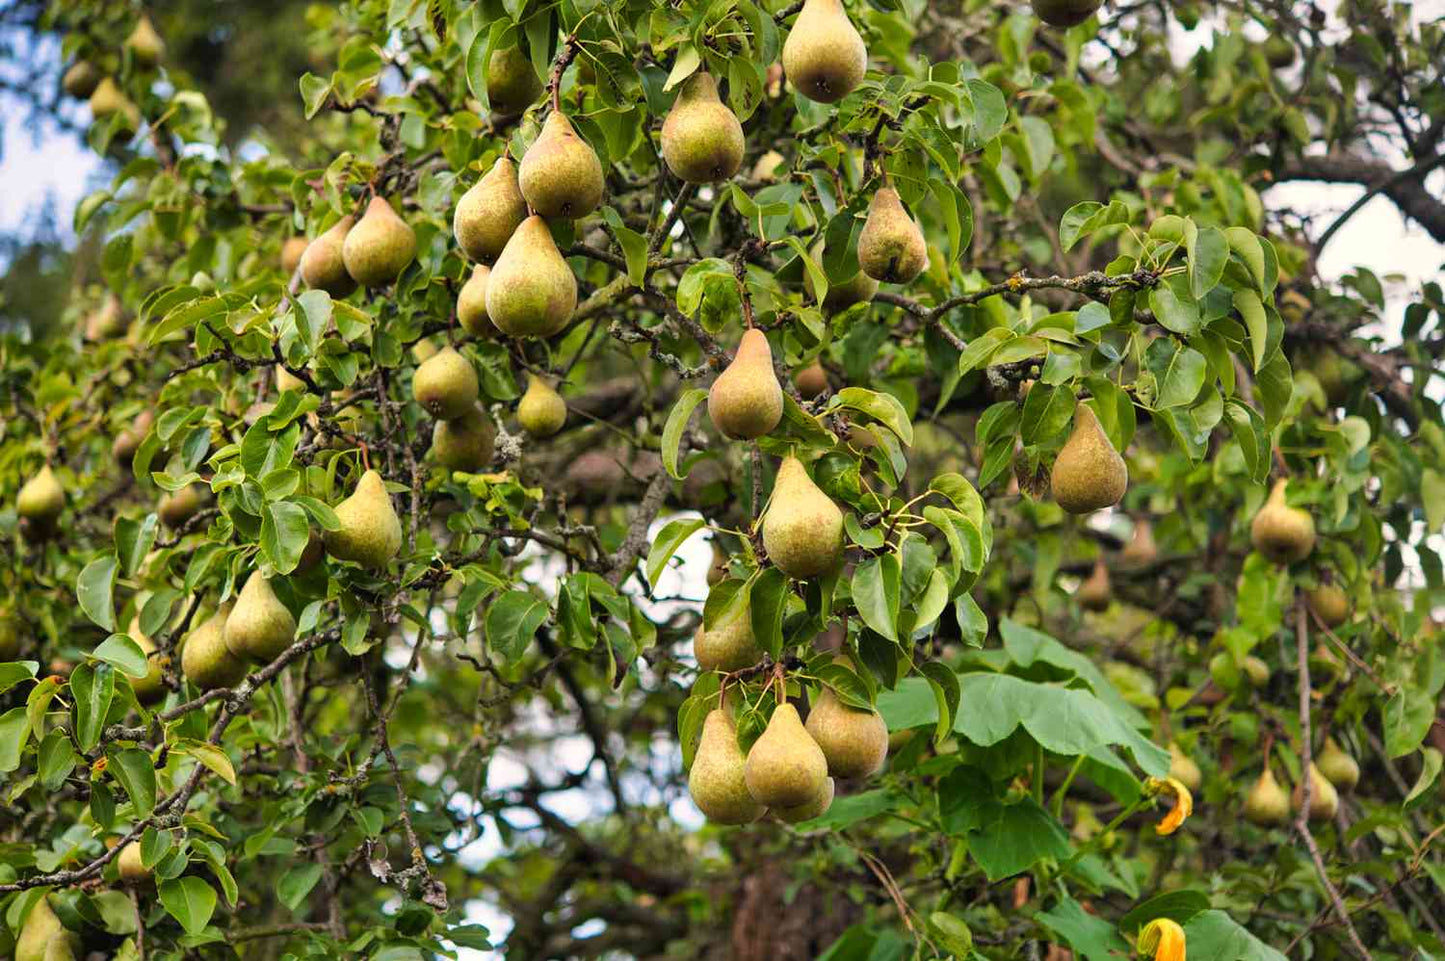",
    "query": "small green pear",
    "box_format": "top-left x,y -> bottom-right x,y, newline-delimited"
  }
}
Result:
1308,583 -> 1349,628
1243,768 -> 1290,826
125,14 -> 165,67
517,374 -> 568,437
181,605 -> 247,691
276,365 -> 307,393
457,264 -> 494,337
1293,761 -> 1339,821
773,775 -> 834,823
17,465 -> 65,526
781,0 -> 867,104
413,346 -> 479,420
689,707 -> 766,824
62,60 -> 101,98
694,604 -> 763,673
158,484 -> 207,529
761,456 -> 844,579
1250,479 -> 1315,564
806,684 -> 888,779
661,72 -> 745,184
1051,402 -> 1128,513
518,111 -> 605,219
432,406 -> 496,472
300,215 -> 358,298
793,360 -> 829,400
16,895 -> 78,961
343,197 -> 416,287
224,572 -> 297,662
708,328 -> 784,440
1316,738 -> 1359,792
89,77 -> 140,132
486,215 -> 577,338
126,616 -> 167,705
280,236 -> 308,275
487,46 -> 544,119
857,187 -> 928,284
454,157 -> 527,264
324,470 -> 403,568
117,840 -> 150,882
744,702 -> 829,807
